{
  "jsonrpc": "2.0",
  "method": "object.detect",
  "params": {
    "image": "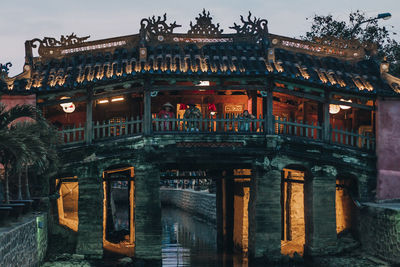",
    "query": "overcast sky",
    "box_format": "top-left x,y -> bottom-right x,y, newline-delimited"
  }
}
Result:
1,0 -> 399,75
